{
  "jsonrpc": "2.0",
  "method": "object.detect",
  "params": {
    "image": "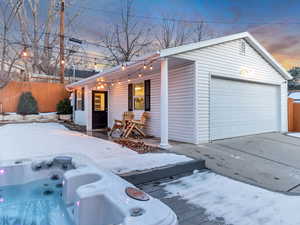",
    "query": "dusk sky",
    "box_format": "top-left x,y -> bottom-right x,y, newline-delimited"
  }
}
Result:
61,0 -> 300,69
